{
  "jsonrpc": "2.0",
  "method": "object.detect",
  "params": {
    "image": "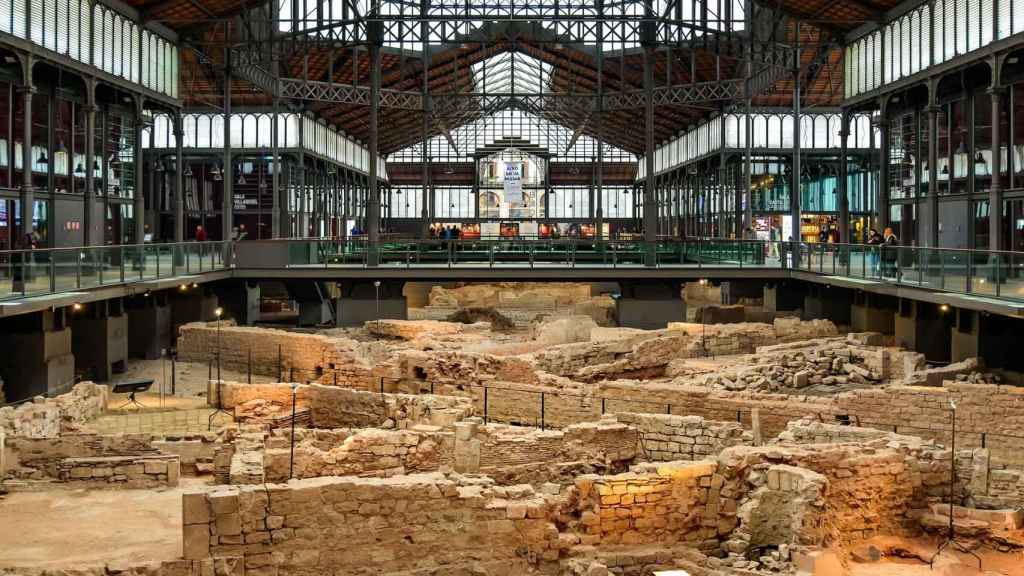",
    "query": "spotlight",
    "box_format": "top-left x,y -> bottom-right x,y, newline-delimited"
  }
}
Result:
939,304 -> 950,312
179,284 -> 188,291
191,282 -> 199,289
215,307 -> 224,317
143,290 -> 151,297
71,302 -> 83,311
